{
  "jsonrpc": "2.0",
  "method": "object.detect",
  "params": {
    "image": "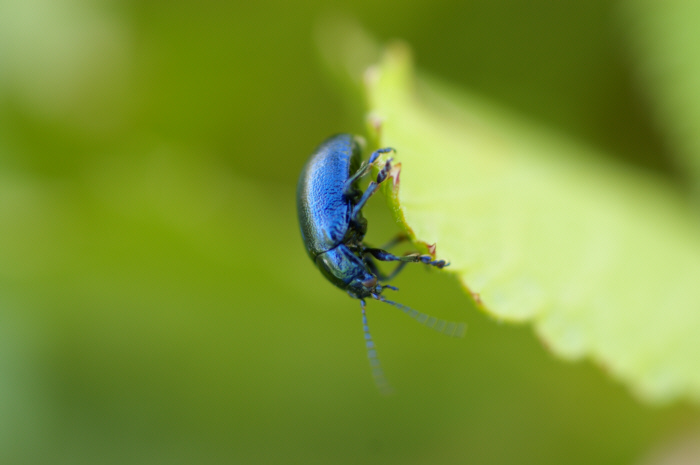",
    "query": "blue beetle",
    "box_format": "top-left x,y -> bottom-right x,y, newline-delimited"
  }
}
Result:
297,134 -> 465,392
